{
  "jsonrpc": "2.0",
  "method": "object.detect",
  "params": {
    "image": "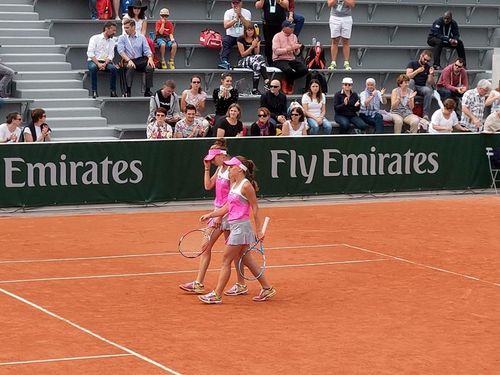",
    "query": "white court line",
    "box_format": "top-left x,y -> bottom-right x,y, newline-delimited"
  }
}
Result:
0,287 -> 182,375
0,353 -> 132,366
344,244 -> 500,288
0,258 -> 387,285
0,244 -> 344,265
